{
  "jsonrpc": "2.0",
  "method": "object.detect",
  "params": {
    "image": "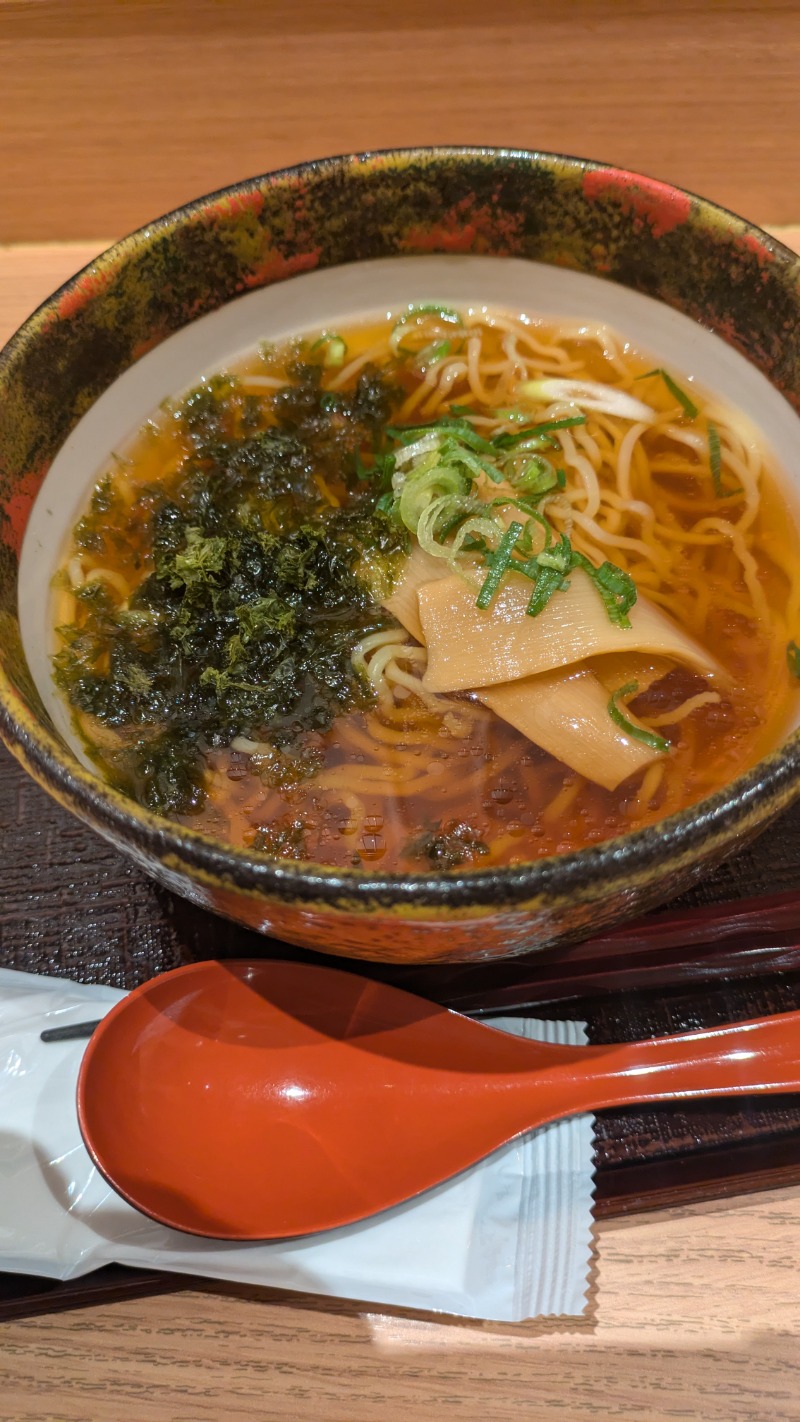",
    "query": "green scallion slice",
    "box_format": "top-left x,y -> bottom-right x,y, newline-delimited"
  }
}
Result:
442,440 -> 503,484
310,332 -> 347,368
537,542 -> 572,574
386,418 -> 497,457
475,522 -> 524,610
788,641 -> 800,678
403,303 -> 463,324
516,456 -> 561,496
354,449 -> 372,481
570,551 -> 637,628
526,565 -> 567,617
608,682 -> 670,753
637,368 -> 699,419
708,421 -> 723,494
389,305 -> 464,354
706,421 -> 742,498
492,415 -> 587,451
520,379 -> 655,422
417,340 -> 452,365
